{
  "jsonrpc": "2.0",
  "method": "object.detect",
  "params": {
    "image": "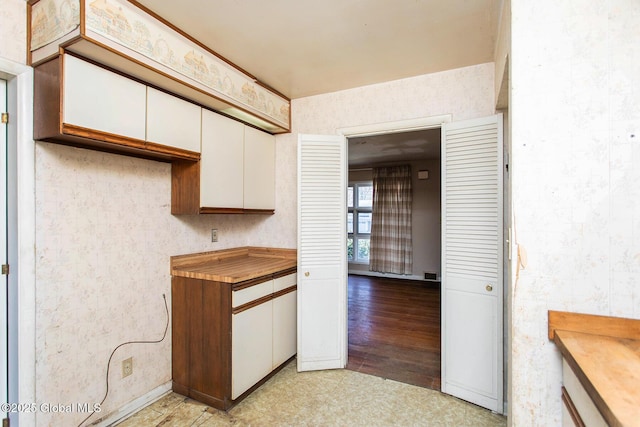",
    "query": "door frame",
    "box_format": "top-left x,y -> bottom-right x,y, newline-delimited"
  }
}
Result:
1,77 -> 7,421
0,57 -> 36,426
336,114 -> 452,363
